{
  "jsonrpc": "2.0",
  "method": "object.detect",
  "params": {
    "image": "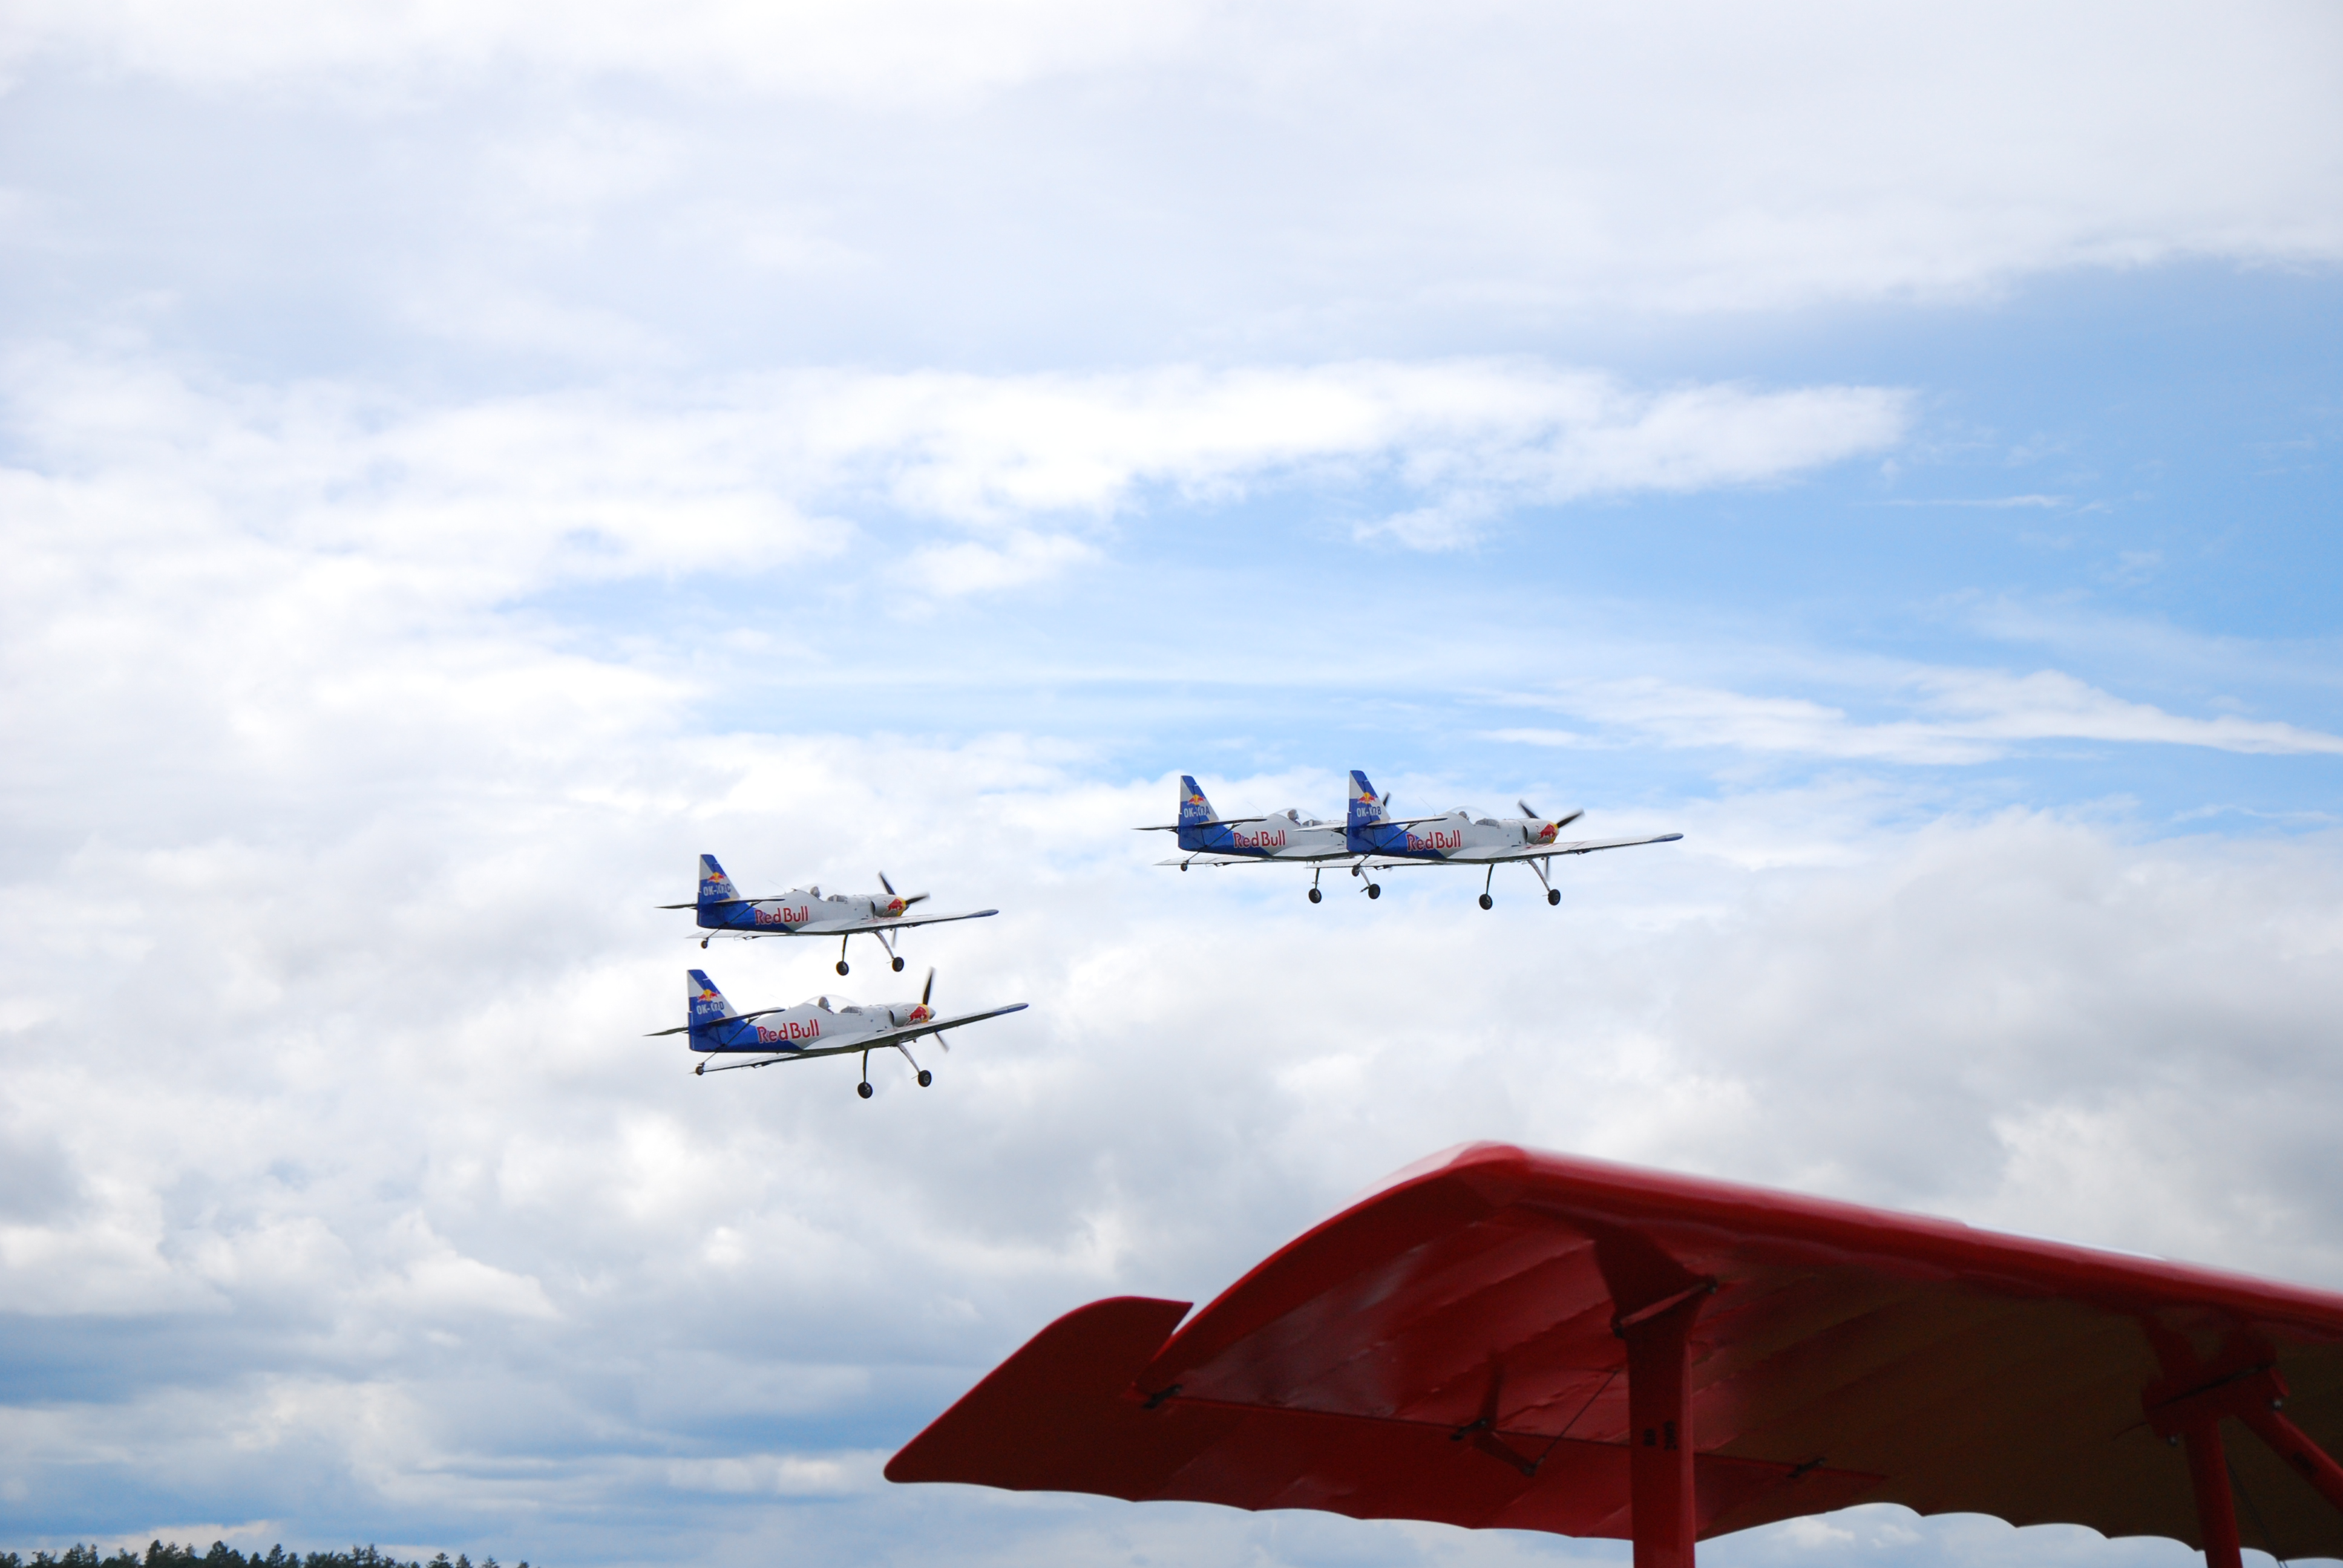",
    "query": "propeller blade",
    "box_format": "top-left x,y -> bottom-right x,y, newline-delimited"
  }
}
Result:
923,967 -> 946,1048
878,871 -> 896,897
1518,800 -> 1540,821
